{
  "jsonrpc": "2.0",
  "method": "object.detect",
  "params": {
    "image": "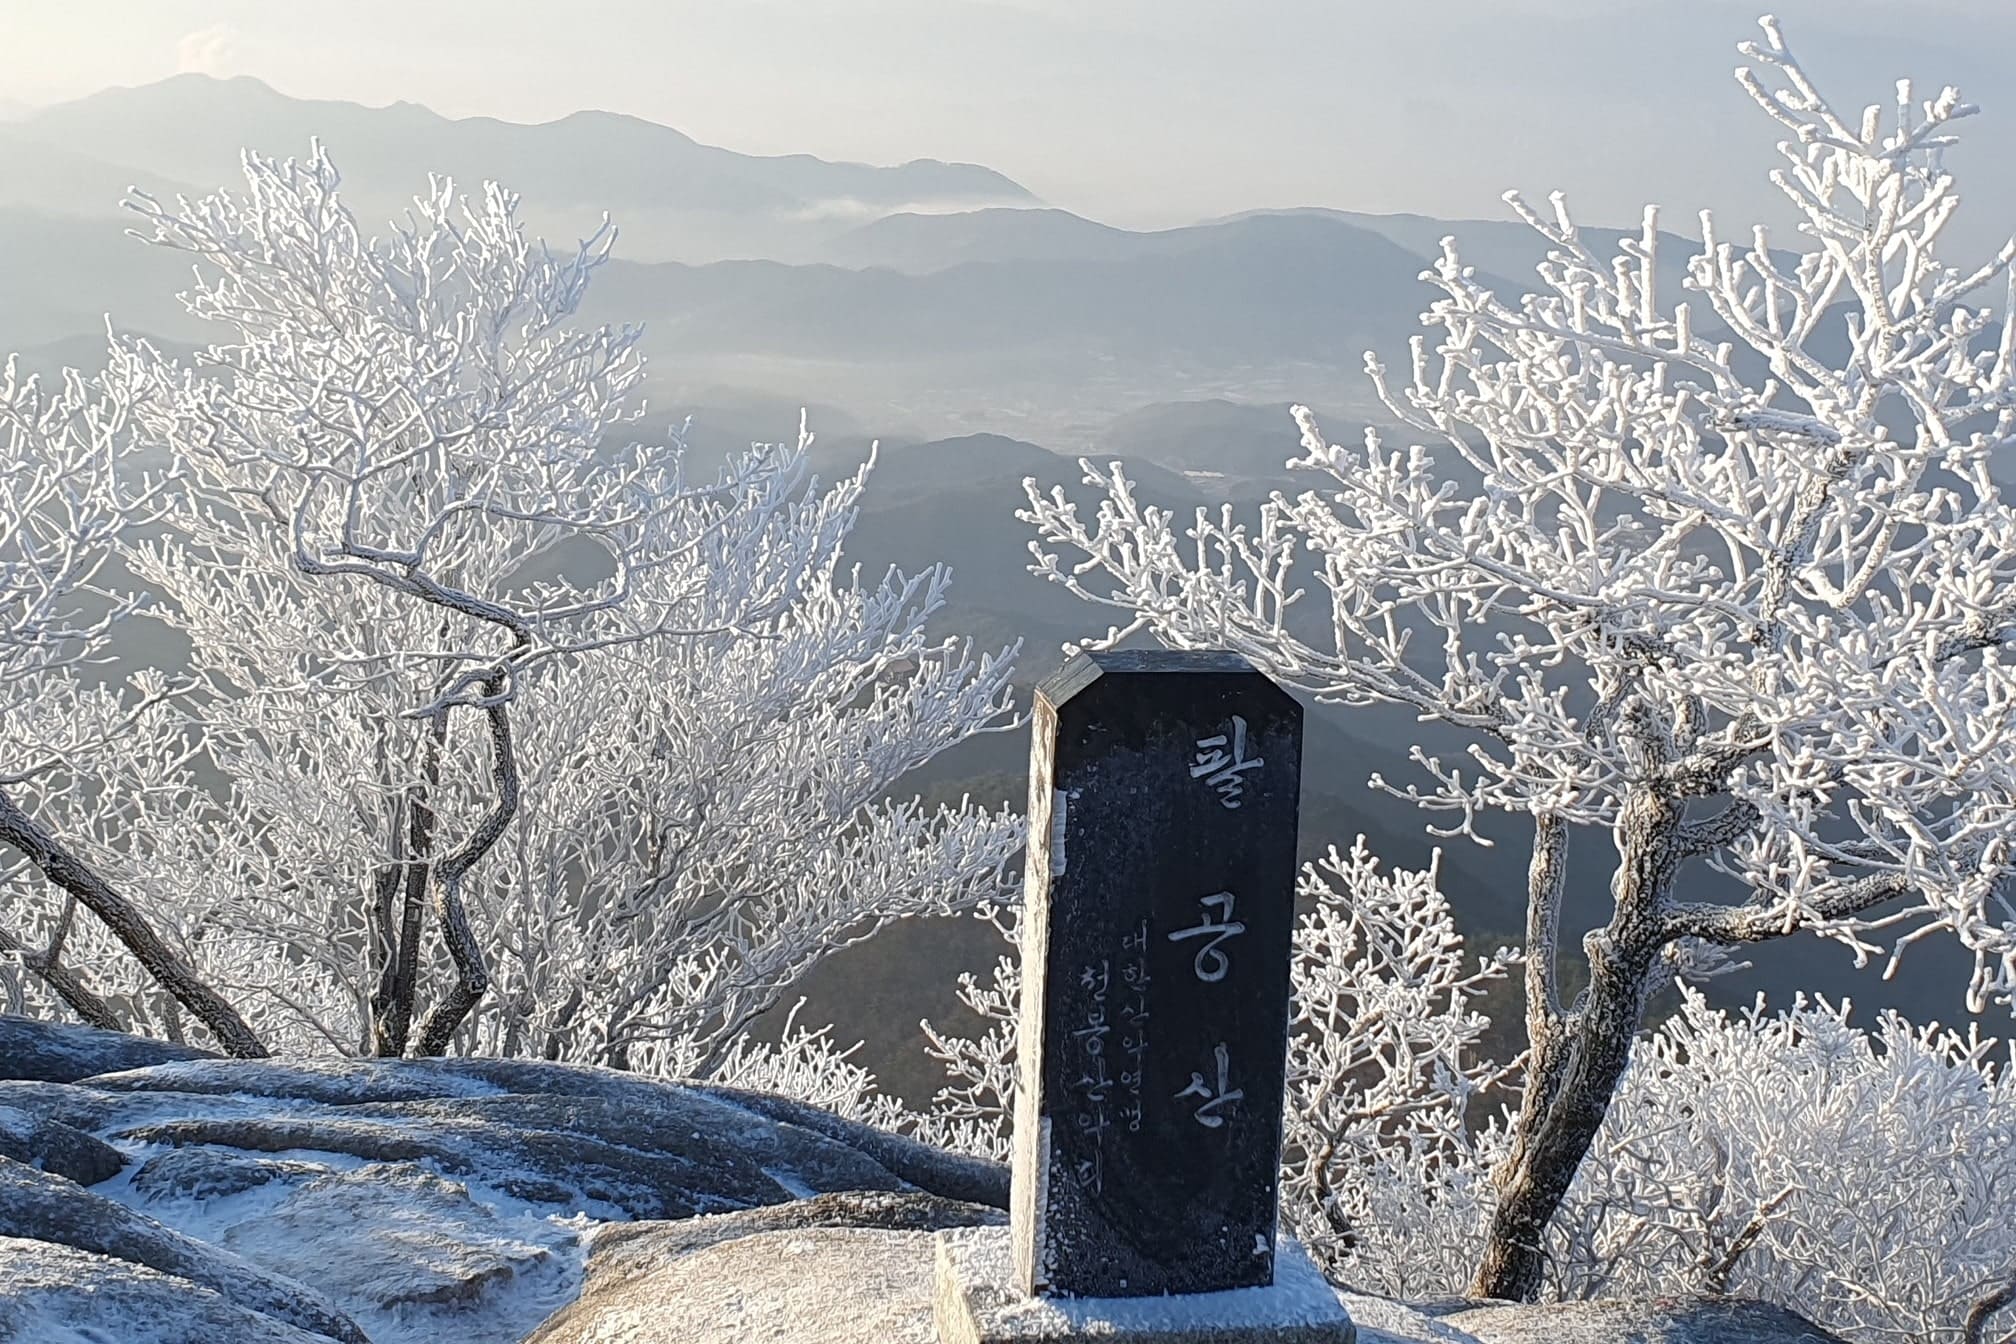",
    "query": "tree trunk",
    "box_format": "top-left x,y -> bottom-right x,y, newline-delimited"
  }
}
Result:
1471,788 -> 1678,1300
1487,812 -> 1575,1287
0,918 -> 124,1032
372,714 -> 445,1057
542,985 -> 584,1061
365,861 -> 402,1053
0,787 -> 267,1057
413,689 -> 517,1056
